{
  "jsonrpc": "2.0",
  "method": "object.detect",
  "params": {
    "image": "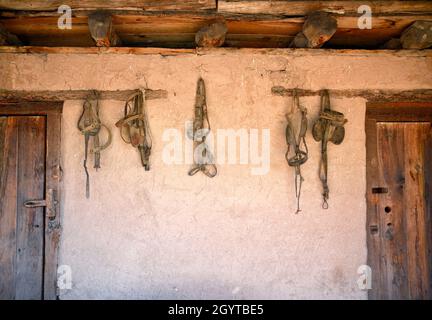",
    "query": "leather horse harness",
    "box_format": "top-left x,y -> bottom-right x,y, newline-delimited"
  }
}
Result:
312,90 -> 347,209
77,91 -> 112,198
115,90 -> 152,170
285,90 -> 308,214
188,77 -> 217,178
